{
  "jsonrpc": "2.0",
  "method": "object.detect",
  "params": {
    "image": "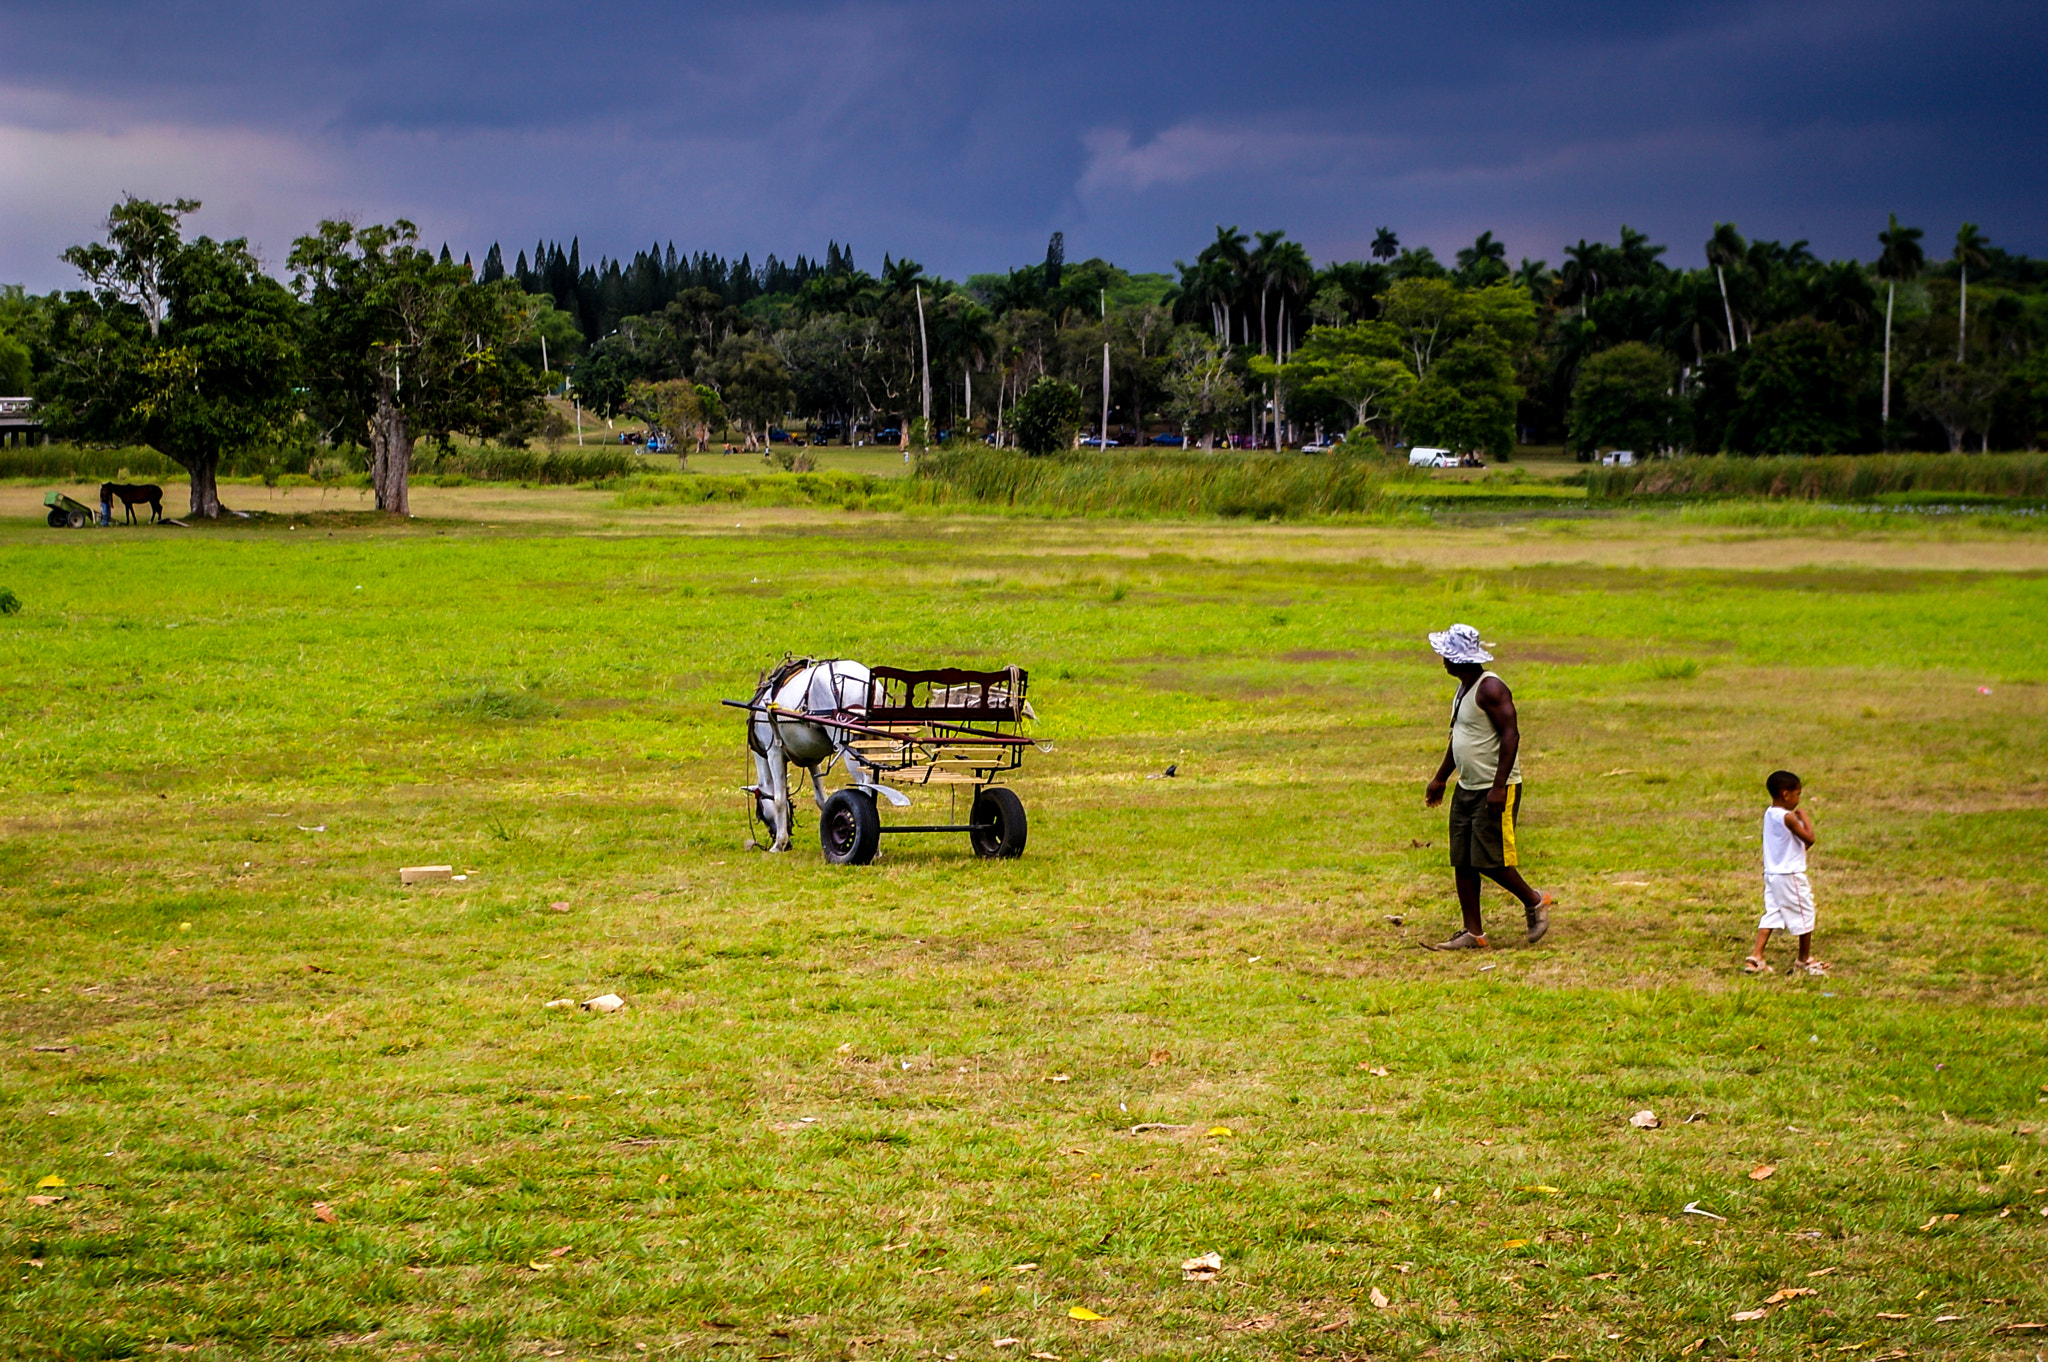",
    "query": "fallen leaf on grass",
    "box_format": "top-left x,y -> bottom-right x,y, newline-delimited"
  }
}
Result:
311,1201 -> 338,1224
1807,1266 -> 1838,1277
1370,1287 -> 1390,1309
1934,1314 -> 1965,1323
1206,1126 -> 1232,1137
548,1245 -> 571,1258
1503,1239 -> 1529,1249
1587,1272 -> 1619,1281
1029,1353 -> 1061,1360
1750,1164 -> 1777,1180
1312,1319 -> 1347,1334
991,1341 -> 1019,1350
1874,1312 -> 1910,1320
1010,1262 -> 1038,1273
1522,1184 -> 1562,1195
543,998 -> 576,1010
1363,1065 -> 1389,1077
1180,1251 -> 1223,1281
1128,1123 -> 1189,1134
1066,1306 -> 1104,1321
1682,1202 -> 1727,1221
1917,1213 -> 1959,1230
1762,1287 -> 1817,1306
527,1259 -> 556,1272
1994,1322 -> 2047,1334
36,1176 -> 64,1189
1227,1315 -> 1279,1332
1730,1309 -> 1768,1322
25,1195 -> 64,1207
1630,1110 -> 1660,1129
